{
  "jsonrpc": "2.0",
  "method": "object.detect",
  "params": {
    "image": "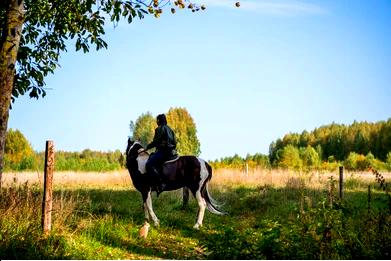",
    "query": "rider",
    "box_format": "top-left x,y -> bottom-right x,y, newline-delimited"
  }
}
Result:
145,114 -> 177,195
